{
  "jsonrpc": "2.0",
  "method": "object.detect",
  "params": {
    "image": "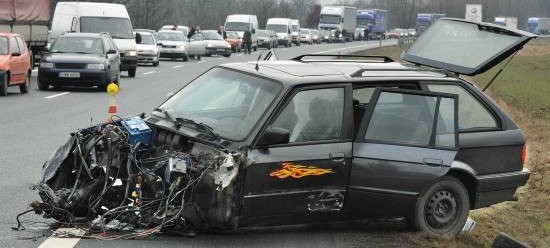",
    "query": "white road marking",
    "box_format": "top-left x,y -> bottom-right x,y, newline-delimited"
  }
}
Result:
236,54 -> 243,57
143,71 -> 156,75
38,228 -> 84,248
314,42 -> 390,54
44,92 -> 70,99
217,57 -> 224,60
172,65 -> 185,68
197,61 -> 206,64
